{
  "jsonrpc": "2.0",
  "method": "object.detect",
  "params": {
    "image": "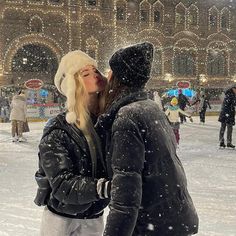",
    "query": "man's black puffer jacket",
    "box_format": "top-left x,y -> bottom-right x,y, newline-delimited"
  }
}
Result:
34,113 -> 109,218
96,90 -> 199,236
